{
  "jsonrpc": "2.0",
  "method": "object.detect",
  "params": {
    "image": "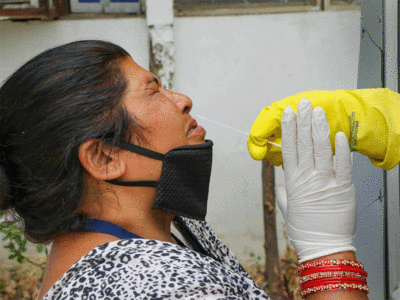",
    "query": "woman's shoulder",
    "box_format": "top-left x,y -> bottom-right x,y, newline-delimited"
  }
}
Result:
38,230 -> 120,300
43,237 -> 269,300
